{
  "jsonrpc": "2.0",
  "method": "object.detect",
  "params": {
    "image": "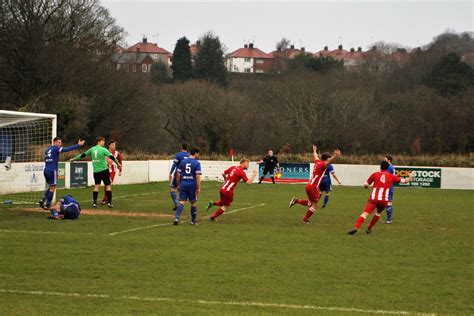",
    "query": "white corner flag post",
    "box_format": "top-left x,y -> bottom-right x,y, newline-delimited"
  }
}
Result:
0,110 -> 57,204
